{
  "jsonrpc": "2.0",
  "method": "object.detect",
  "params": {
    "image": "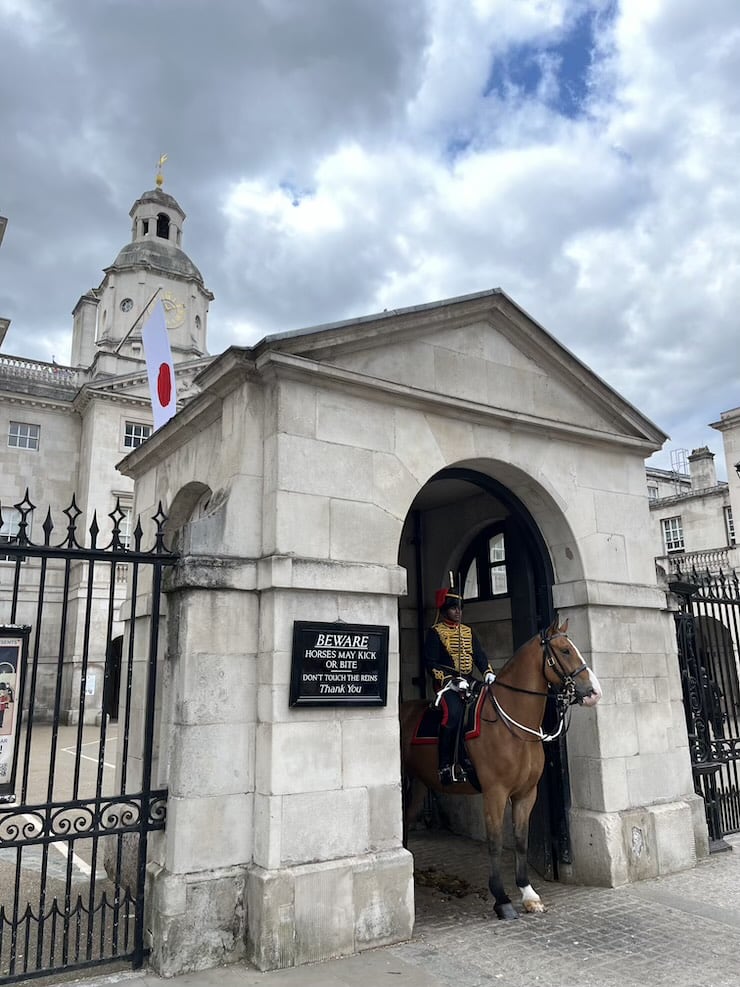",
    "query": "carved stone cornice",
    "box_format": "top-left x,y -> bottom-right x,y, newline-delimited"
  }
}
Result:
0,386 -> 78,413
